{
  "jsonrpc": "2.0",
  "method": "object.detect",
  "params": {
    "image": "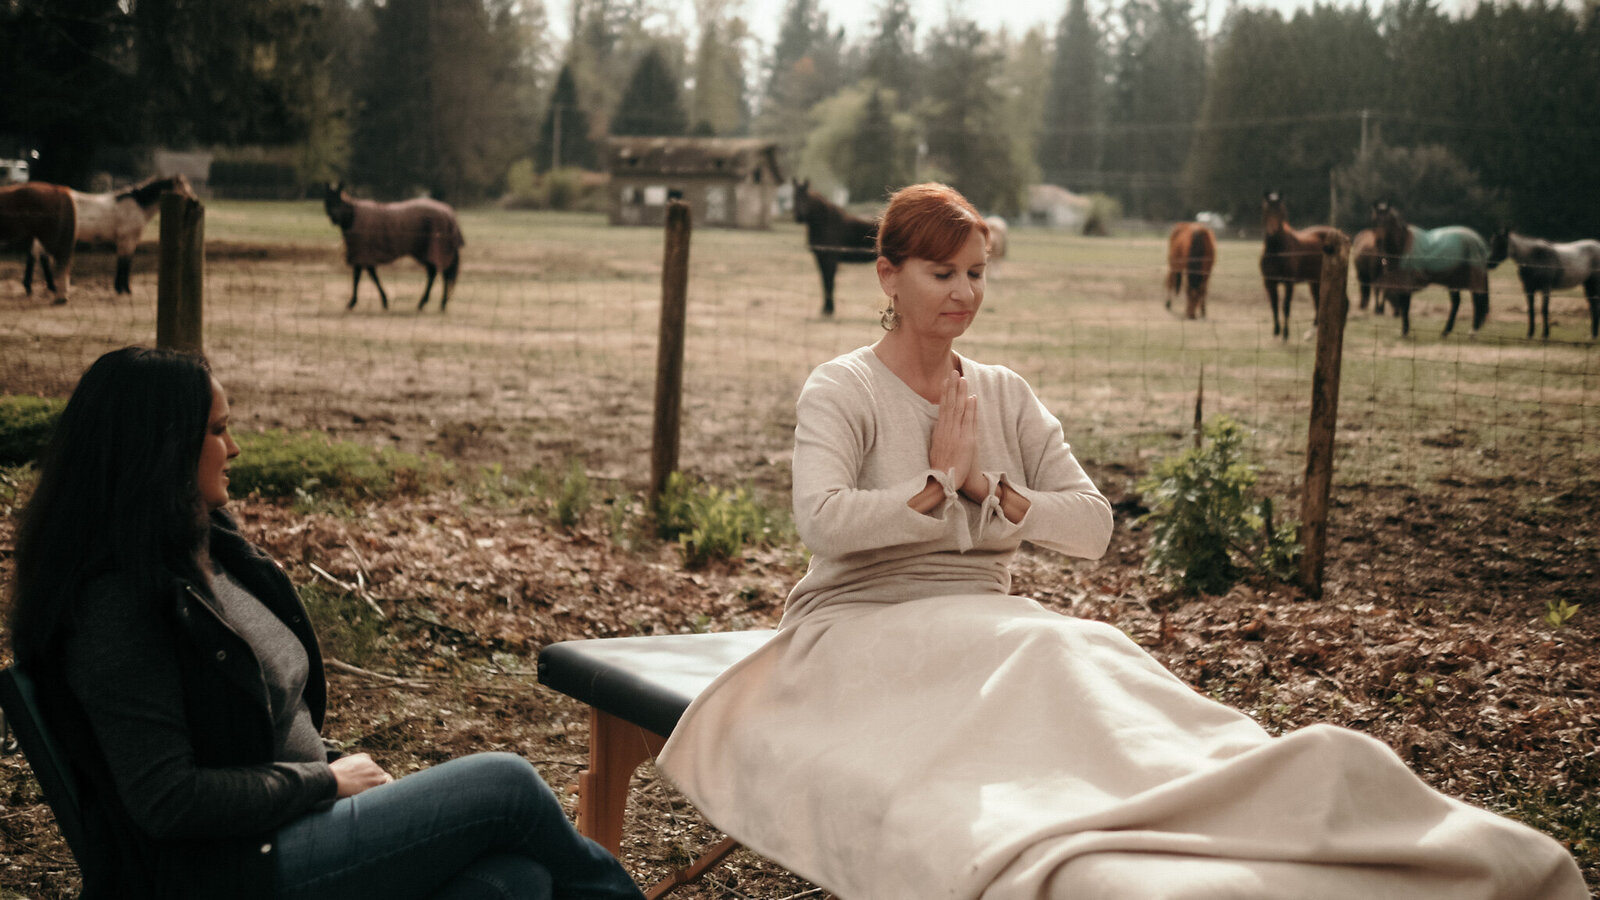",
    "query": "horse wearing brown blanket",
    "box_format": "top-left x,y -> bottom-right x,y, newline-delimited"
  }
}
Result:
323,182 -> 463,311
